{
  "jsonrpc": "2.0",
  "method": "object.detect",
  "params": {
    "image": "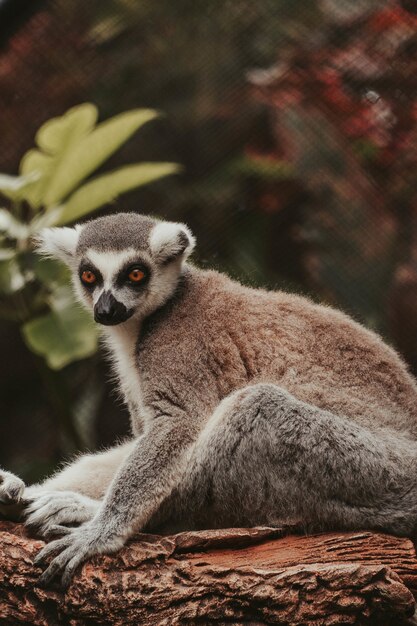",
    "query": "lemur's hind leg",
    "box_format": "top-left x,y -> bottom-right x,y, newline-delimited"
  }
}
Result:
152,383 -> 417,535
